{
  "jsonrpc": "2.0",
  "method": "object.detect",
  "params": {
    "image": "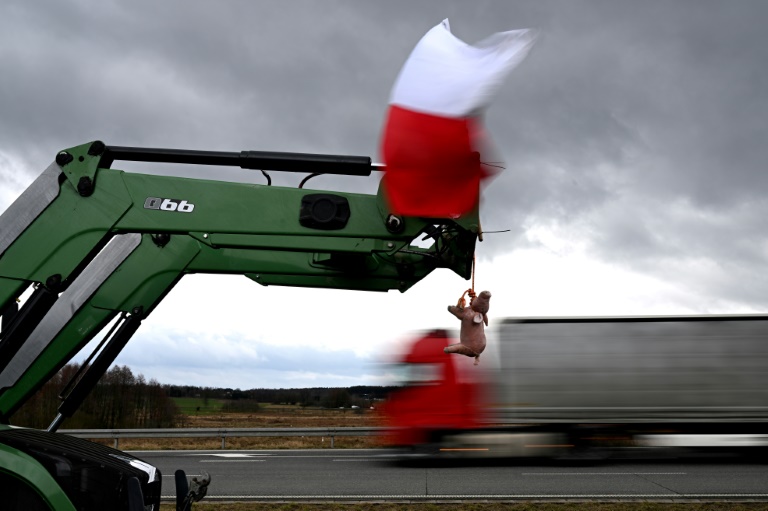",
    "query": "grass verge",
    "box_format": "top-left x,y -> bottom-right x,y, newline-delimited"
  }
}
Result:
158,503 -> 768,511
